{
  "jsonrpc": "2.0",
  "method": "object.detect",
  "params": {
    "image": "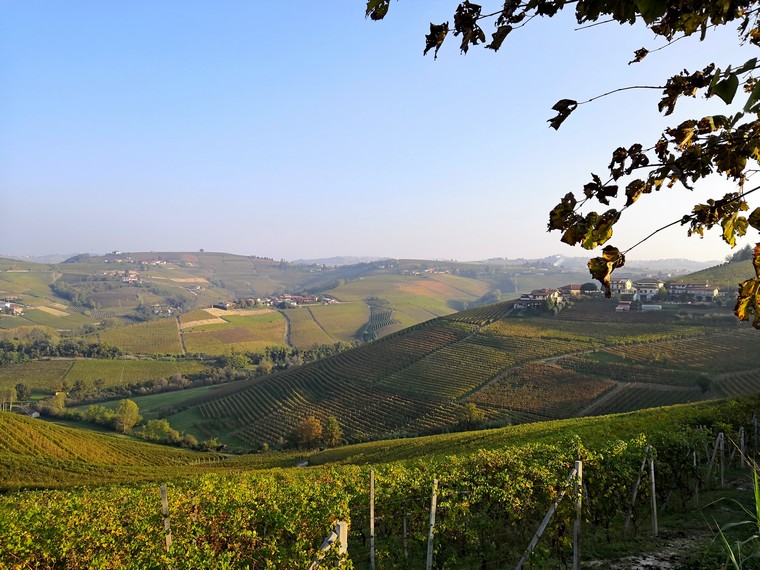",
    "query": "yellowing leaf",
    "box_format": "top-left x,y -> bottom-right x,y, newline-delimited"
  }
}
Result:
735,244 -> 760,328
587,245 -> 625,298
721,213 -> 749,247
